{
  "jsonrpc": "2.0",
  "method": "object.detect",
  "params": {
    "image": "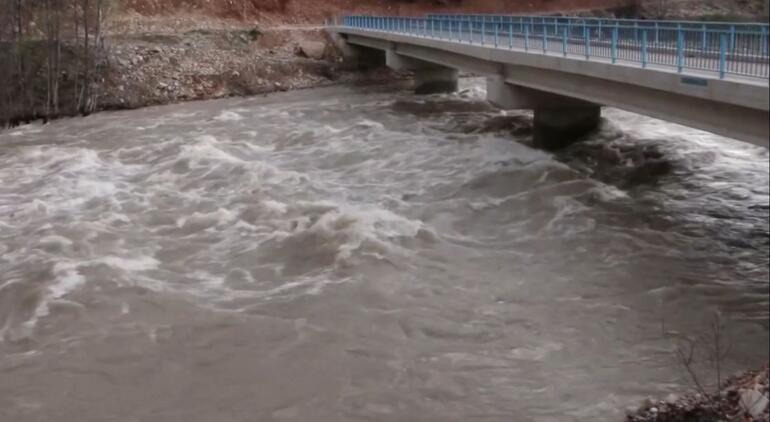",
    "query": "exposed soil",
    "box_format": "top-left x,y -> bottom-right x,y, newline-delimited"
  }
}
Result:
638,0 -> 769,20
117,0 -> 639,25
